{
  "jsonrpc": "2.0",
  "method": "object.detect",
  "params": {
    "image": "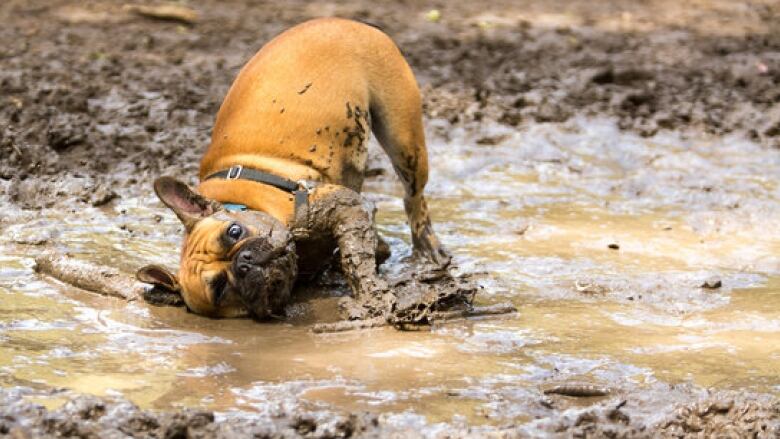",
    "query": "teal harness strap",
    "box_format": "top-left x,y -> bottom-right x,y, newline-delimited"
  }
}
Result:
222,203 -> 247,212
